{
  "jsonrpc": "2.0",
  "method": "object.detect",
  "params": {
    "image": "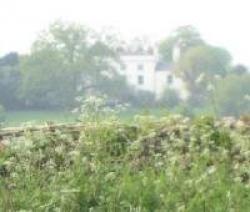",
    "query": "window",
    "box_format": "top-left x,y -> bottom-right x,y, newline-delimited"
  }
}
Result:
137,64 -> 144,71
138,75 -> 144,85
167,75 -> 173,84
